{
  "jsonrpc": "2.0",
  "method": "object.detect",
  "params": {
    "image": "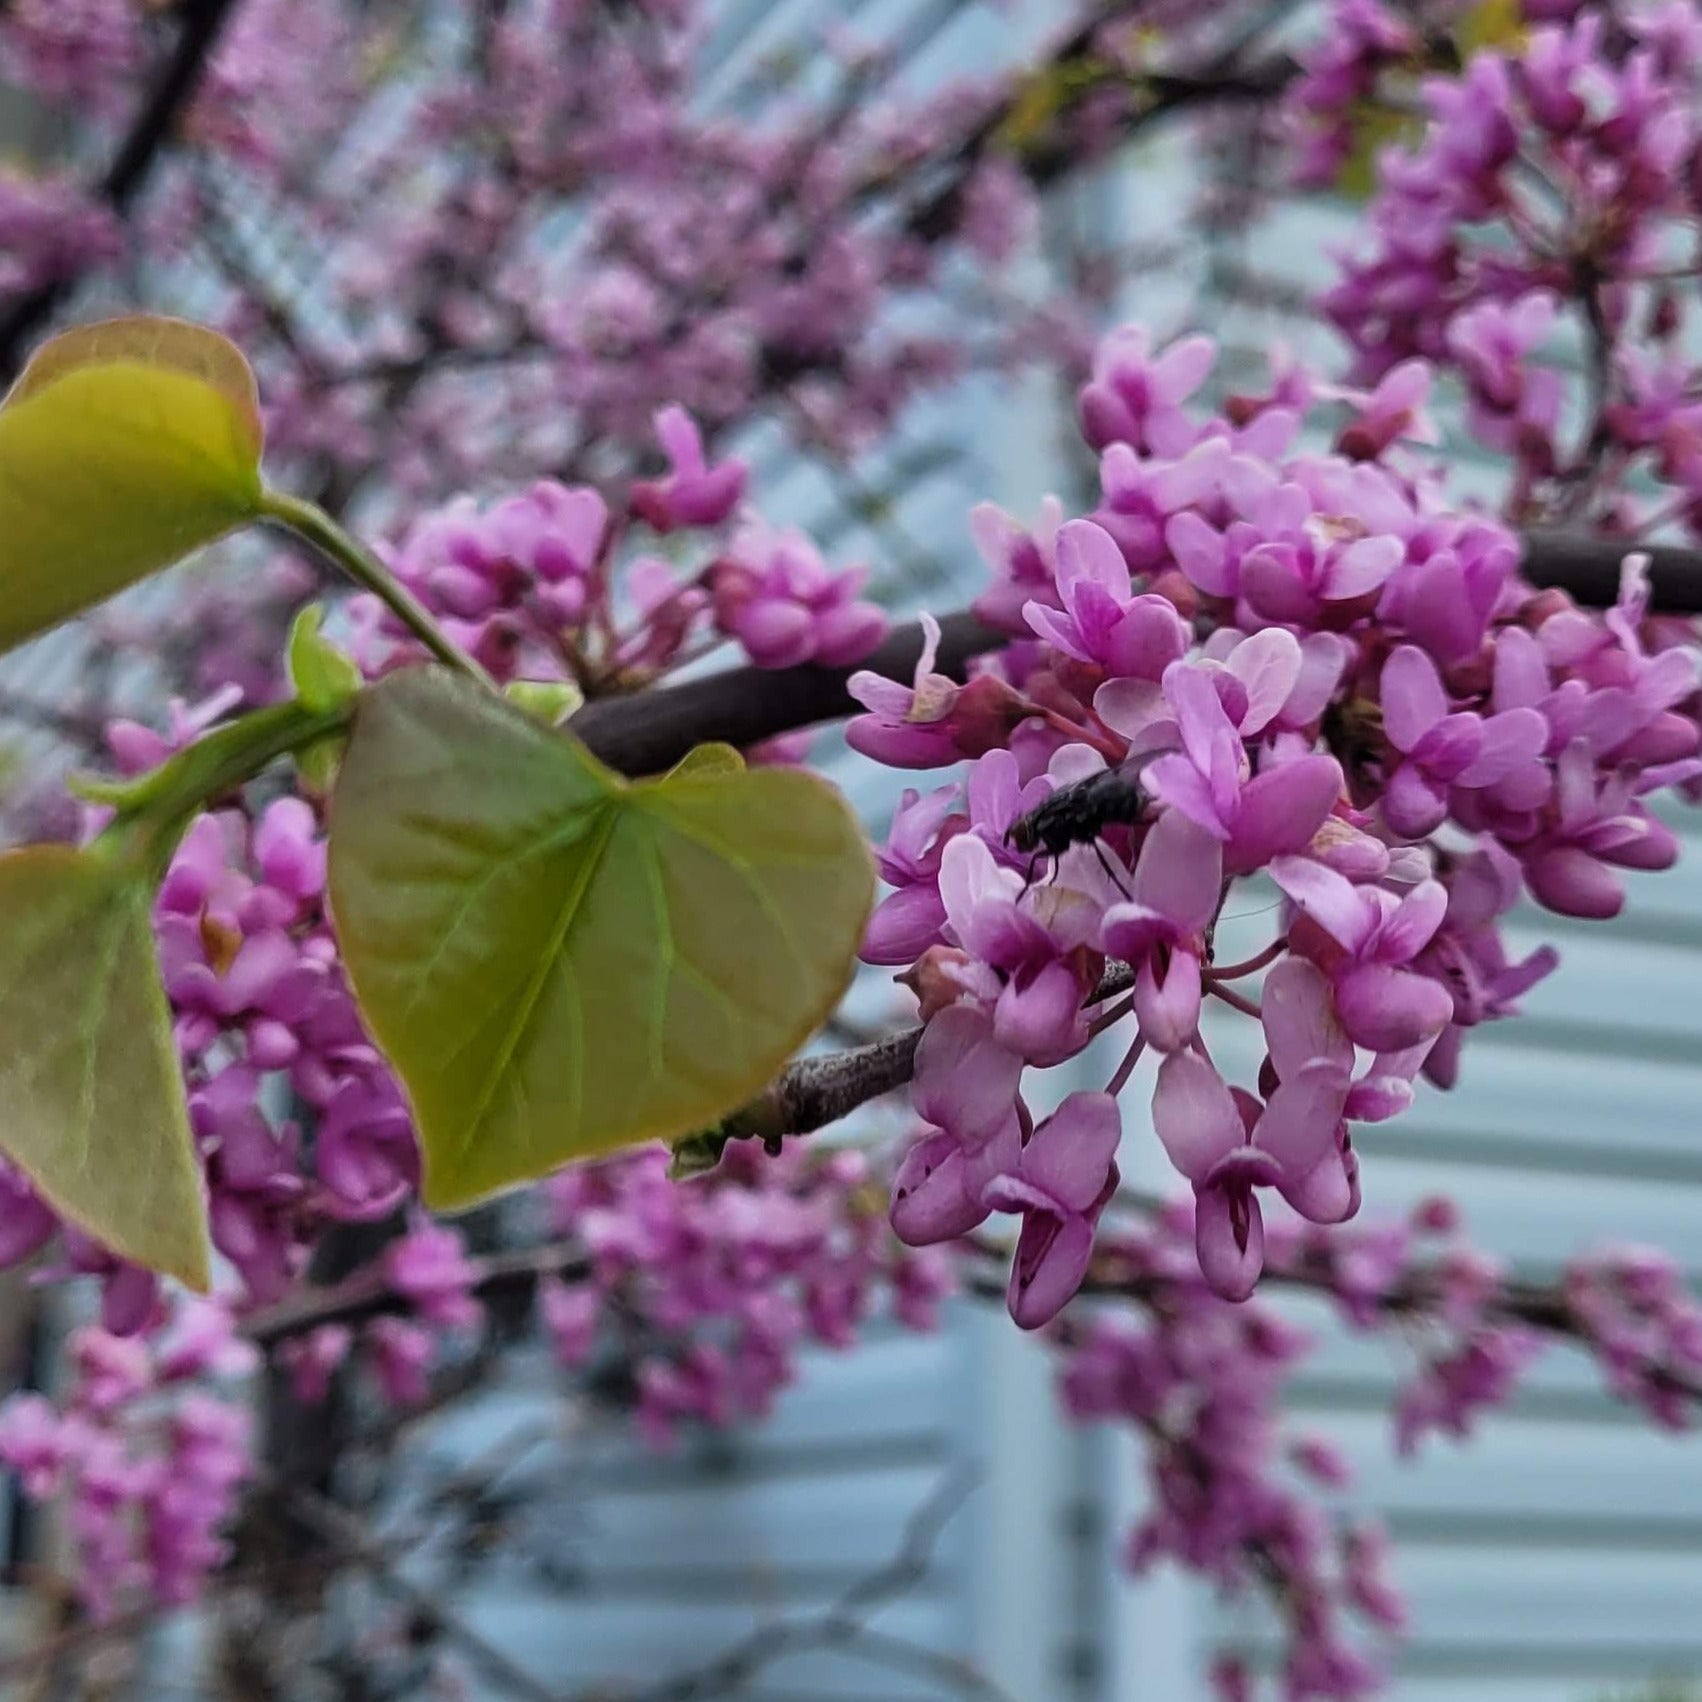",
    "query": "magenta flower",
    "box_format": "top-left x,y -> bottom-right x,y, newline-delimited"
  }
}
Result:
846,614 -> 1026,770
1270,857 -> 1455,1053
1078,327 -> 1215,456
890,1004 -> 1024,1246
1023,518 -> 1190,682
630,404 -> 745,531
1379,517 -> 1521,666
1143,662 -> 1345,875
710,517 -> 887,668
969,495 -> 1063,633
862,784 -> 963,966
981,1091 -> 1121,1328
910,1002 -> 1024,1145
1166,481 -> 1404,625
1093,436 -> 1232,574
1415,842 -> 1558,1088
1099,806 -> 1223,1051
938,833 -> 1107,1064
1518,737 -> 1683,919
1152,1048 -> 1349,1300
1378,644 -> 1549,837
